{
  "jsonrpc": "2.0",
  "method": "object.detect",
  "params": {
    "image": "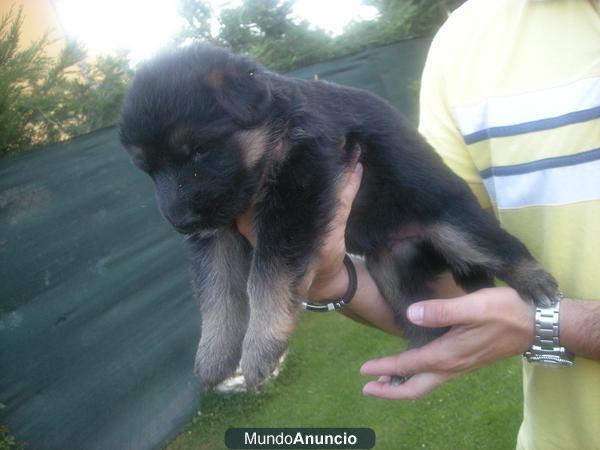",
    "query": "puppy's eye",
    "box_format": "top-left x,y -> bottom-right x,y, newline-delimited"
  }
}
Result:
192,138 -> 222,161
192,146 -> 212,163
